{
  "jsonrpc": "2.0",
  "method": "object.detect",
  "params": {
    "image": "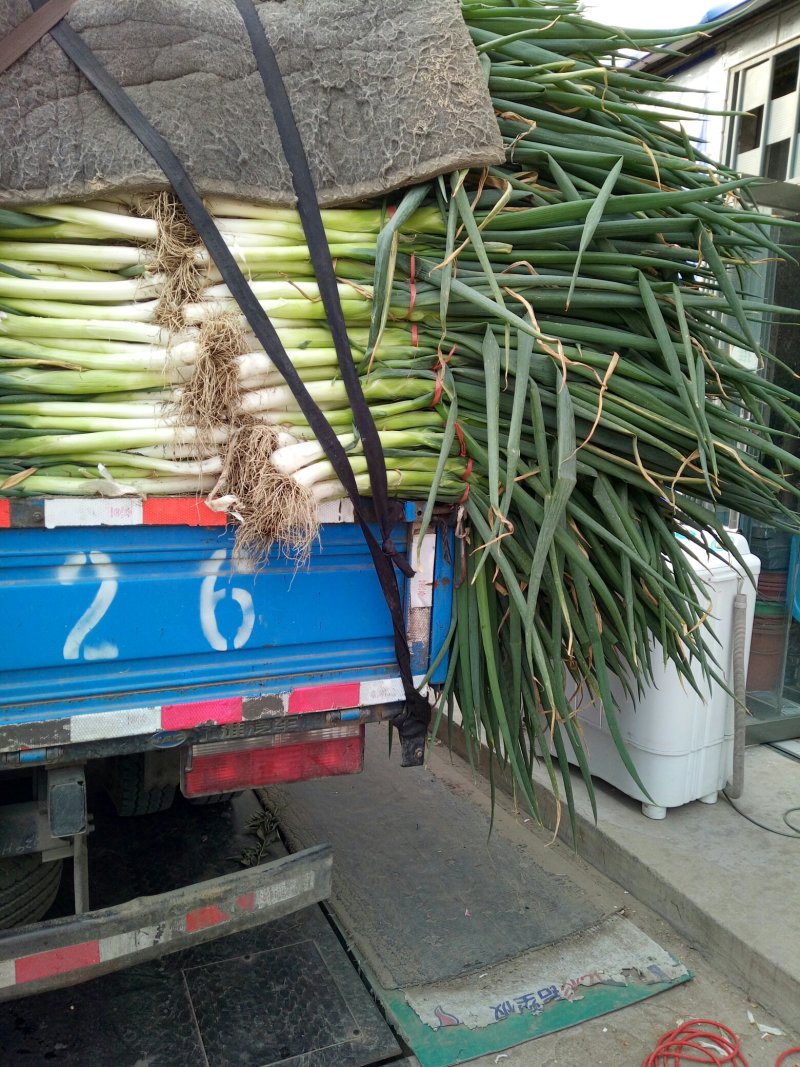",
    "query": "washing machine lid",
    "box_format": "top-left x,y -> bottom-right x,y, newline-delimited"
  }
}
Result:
675,532 -> 759,581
